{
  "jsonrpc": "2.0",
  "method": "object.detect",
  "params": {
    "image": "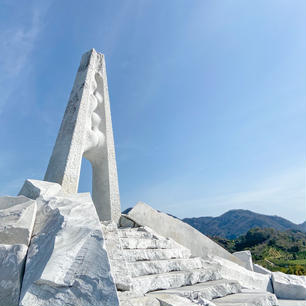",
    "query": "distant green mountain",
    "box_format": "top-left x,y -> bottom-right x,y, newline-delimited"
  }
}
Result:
300,221 -> 306,232
183,209 -> 306,239
211,227 -> 306,275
